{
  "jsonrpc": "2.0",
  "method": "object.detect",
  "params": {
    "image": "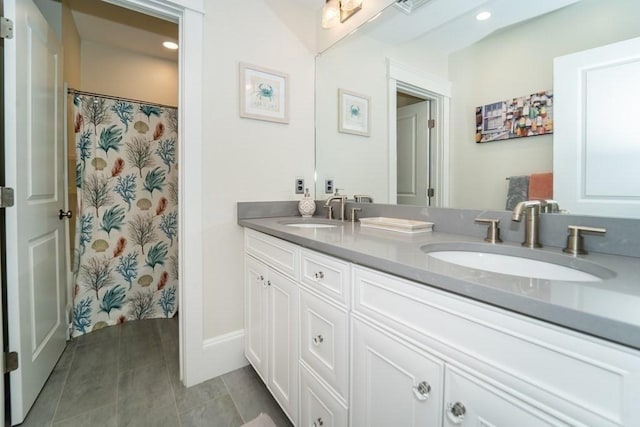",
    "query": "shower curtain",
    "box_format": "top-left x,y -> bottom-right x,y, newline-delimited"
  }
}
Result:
71,92 -> 179,337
